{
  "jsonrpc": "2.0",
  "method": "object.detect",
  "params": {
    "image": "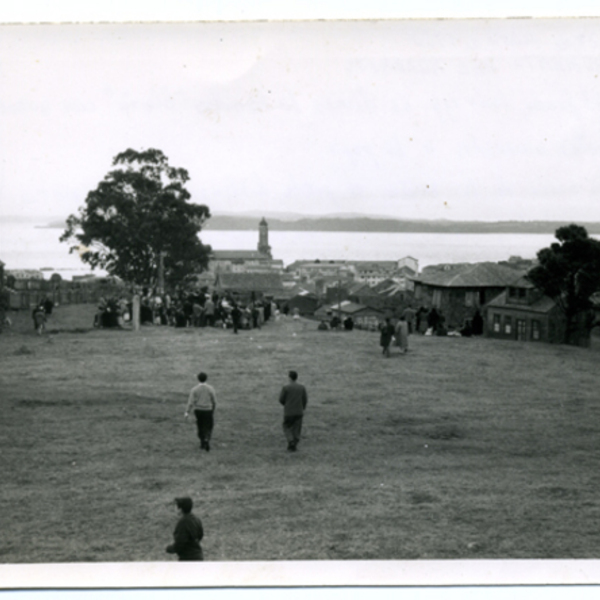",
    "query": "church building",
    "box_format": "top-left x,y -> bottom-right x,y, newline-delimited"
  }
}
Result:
209,218 -> 283,274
